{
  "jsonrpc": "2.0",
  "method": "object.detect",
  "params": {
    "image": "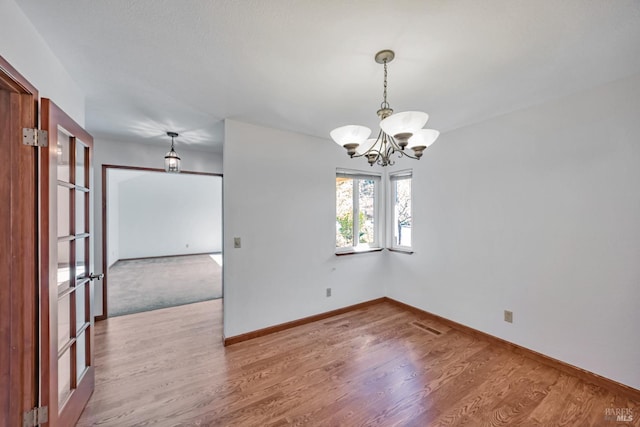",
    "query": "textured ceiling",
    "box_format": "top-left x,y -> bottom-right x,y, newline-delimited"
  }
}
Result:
14,0 -> 640,153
